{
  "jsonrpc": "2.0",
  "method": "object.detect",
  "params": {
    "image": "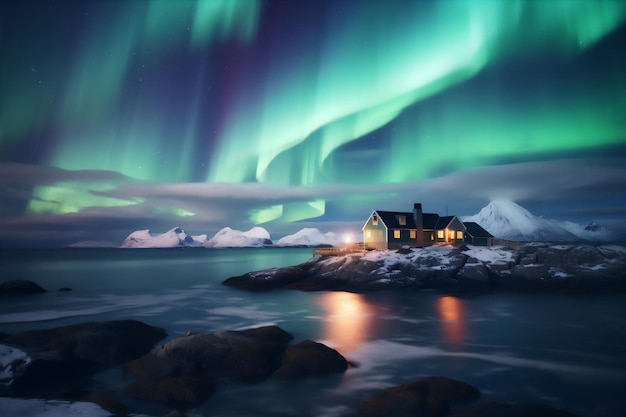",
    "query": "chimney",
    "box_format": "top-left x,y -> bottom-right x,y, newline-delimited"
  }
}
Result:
413,203 -> 424,246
